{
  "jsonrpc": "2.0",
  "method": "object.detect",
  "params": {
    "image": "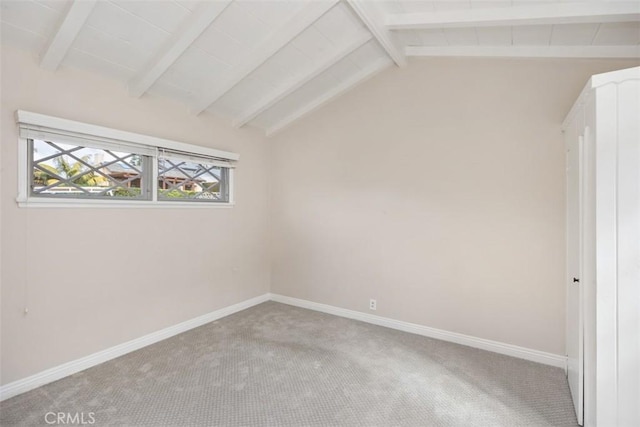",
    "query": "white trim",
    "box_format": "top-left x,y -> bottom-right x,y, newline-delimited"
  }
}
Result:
16,198 -> 235,209
611,77 -> 640,427
406,45 -> 640,59
227,168 -> 235,205
233,33 -> 373,128
270,294 -> 568,369
562,67 -> 640,131
151,154 -> 159,202
266,58 -> 392,136
593,80 -> 620,427
17,137 -> 28,203
0,294 -> 270,401
15,110 -> 239,161
591,65 -> 640,88
40,0 -> 97,71
346,0 -> 407,67
386,2 -> 640,30
128,0 -> 231,98
192,0 -> 339,115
